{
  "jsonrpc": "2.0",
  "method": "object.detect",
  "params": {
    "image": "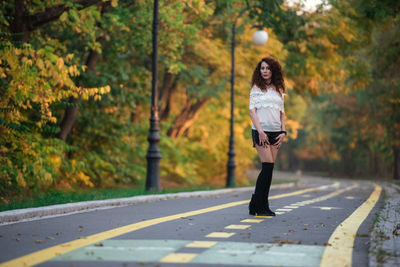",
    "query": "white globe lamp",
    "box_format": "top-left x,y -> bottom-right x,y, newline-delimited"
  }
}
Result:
253,30 -> 268,45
